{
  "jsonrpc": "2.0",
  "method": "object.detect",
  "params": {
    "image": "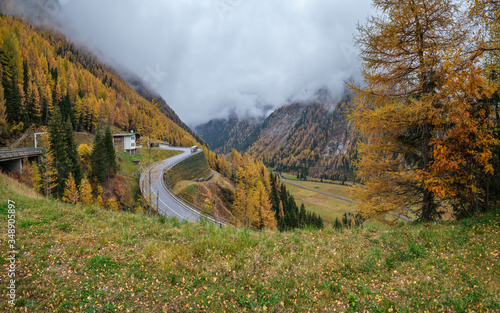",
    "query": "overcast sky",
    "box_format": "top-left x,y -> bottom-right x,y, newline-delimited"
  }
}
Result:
52,0 -> 373,126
